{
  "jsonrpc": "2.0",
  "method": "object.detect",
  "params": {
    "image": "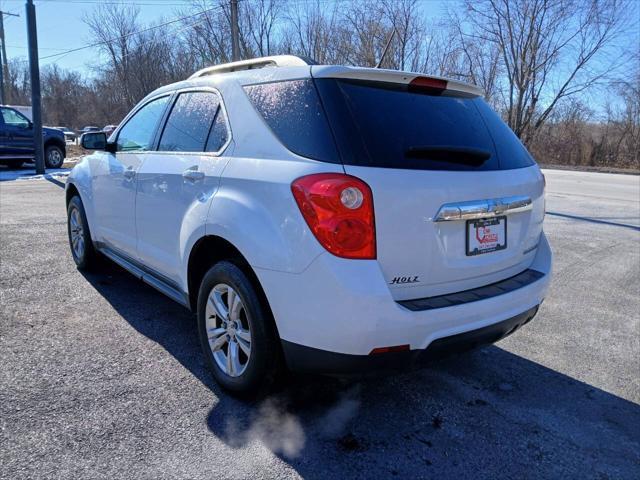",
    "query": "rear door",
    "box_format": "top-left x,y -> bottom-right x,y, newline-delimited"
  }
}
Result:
313,76 -> 545,300
135,89 -> 231,284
